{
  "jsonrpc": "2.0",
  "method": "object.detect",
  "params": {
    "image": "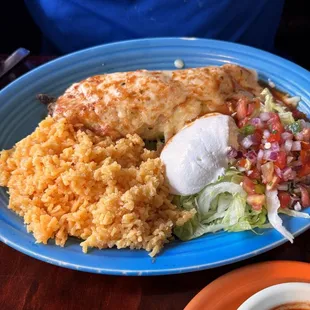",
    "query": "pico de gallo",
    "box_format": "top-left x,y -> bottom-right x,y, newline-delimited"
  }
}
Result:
173,87 -> 310,243
234,88 -> 310,211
